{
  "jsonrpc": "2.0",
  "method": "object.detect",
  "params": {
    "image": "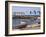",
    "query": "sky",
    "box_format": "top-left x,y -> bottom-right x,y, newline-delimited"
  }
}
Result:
12,6 -> 41,15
